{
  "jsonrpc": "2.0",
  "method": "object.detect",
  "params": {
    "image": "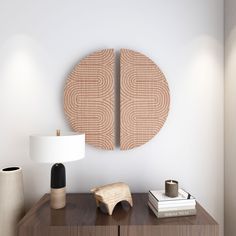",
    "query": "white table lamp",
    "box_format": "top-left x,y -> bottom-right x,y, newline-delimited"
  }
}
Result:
30,130 -> 85,209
